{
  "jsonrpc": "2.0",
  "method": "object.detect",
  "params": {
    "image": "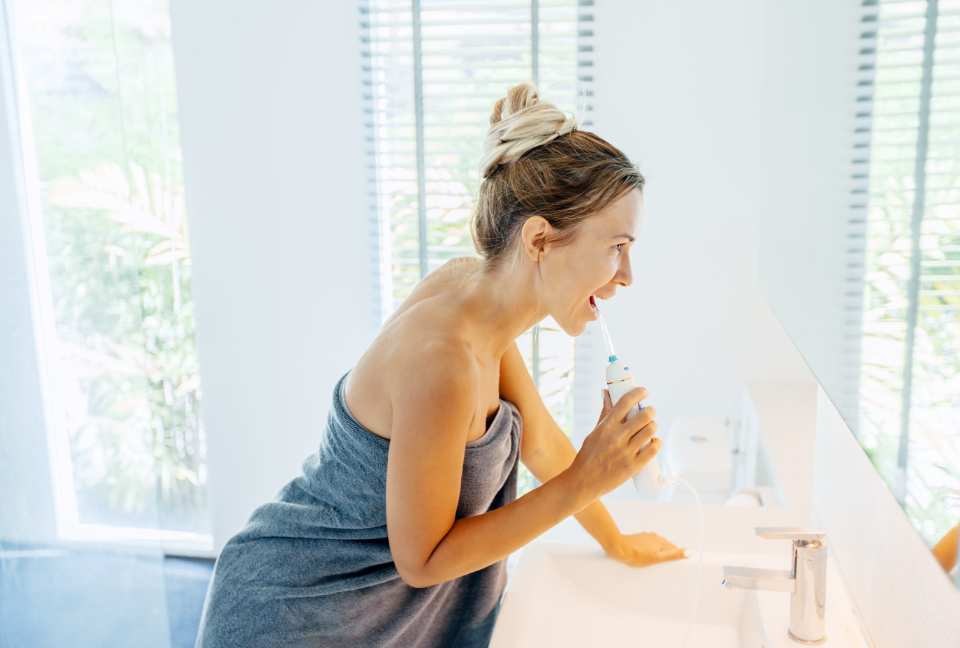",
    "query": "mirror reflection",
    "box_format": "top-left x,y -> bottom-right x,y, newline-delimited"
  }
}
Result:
765,0 -> 959,583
